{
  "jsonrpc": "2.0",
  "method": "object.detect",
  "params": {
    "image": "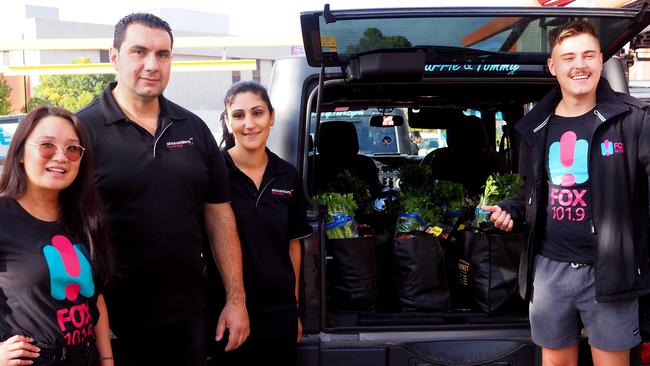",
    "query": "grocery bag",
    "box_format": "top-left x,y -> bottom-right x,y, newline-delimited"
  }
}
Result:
455,230 -> 523,313
326,236 -> 377,311
393,233 -> 450,311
